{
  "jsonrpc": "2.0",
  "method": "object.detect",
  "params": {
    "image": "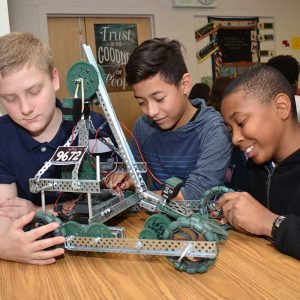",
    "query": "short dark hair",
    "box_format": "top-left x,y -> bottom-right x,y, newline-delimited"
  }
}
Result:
189,83 -> 210,101
207,77 -> 234,112
266,55 -> 299,87
223,66 -> 297,119
125,38 -> 188,86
